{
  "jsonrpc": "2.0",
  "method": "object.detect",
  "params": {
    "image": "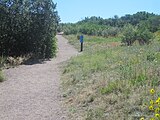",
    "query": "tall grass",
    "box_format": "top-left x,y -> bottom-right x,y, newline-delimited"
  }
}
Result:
62,35 -> 160,120
0,56 -> 6,82
0,70 -> 4,82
